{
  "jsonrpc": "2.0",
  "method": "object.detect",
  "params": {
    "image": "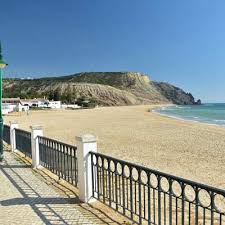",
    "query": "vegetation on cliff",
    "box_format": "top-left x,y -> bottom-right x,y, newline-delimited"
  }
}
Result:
3,72 -> 201,106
